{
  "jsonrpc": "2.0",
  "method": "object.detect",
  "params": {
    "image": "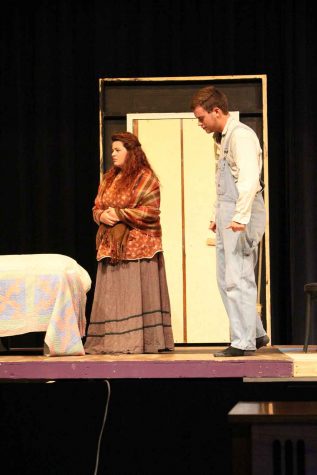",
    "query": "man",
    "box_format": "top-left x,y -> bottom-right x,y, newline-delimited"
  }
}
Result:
191,86 -> 269,357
